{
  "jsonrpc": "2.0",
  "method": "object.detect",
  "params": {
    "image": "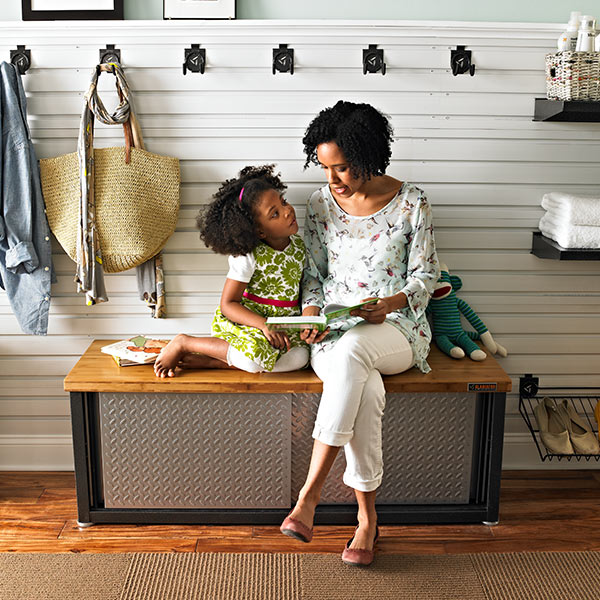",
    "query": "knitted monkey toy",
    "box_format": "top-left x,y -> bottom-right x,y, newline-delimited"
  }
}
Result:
427,263 -> 508,361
